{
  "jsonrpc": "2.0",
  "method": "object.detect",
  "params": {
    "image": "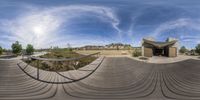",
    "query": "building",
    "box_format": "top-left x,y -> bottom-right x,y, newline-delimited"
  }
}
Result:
79,43 -> 132,50
141,38 -> 178,57
105,43 -> 131,50
80,45 -> 104,50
